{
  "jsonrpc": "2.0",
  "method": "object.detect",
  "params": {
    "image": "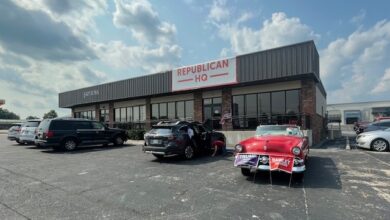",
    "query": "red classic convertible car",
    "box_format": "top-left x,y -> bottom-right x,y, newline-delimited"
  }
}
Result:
234,125 -> 309,180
